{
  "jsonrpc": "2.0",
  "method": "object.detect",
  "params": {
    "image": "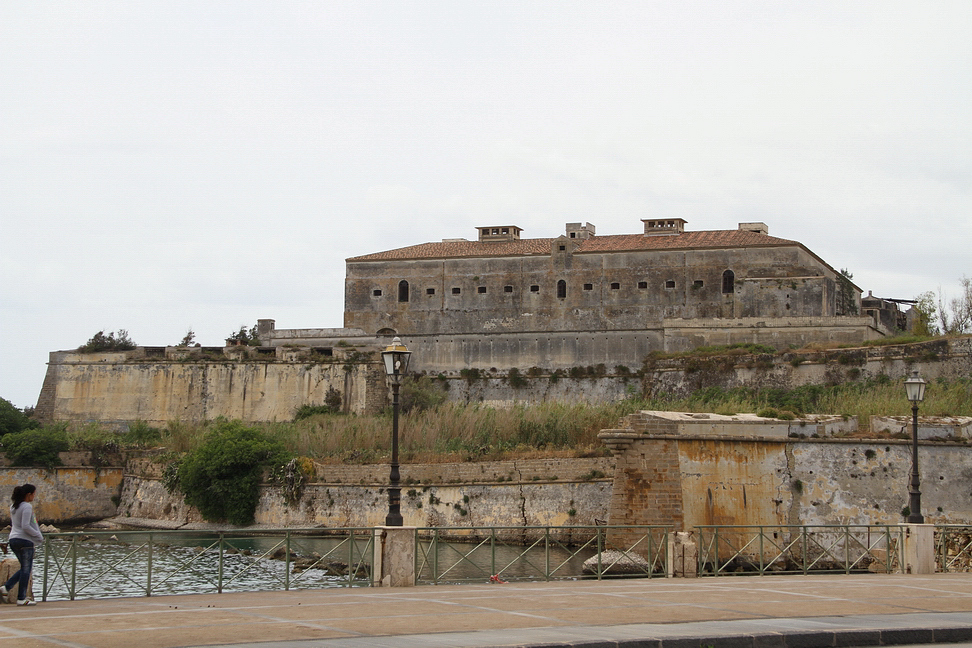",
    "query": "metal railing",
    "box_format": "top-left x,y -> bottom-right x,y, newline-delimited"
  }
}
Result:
40,528 -> 374,601
696,525 -> 902,576
935,525 -> 972,572
415,525 -> 670,584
